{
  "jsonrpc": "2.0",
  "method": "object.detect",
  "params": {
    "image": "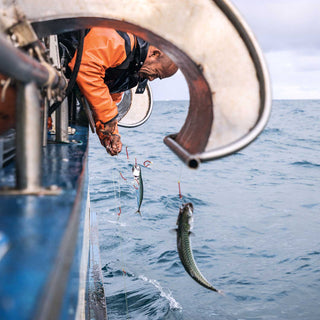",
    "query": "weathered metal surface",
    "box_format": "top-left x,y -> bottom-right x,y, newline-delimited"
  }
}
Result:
15,82 -> 42,190
86,209 -> 108,320
0,0 -> 271,166
0,32 -> 67,93
55,99 -> 69,143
